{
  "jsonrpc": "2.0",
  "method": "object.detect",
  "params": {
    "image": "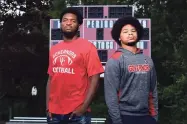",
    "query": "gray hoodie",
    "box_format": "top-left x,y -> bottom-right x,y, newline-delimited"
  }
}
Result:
104,48 -> 158,124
